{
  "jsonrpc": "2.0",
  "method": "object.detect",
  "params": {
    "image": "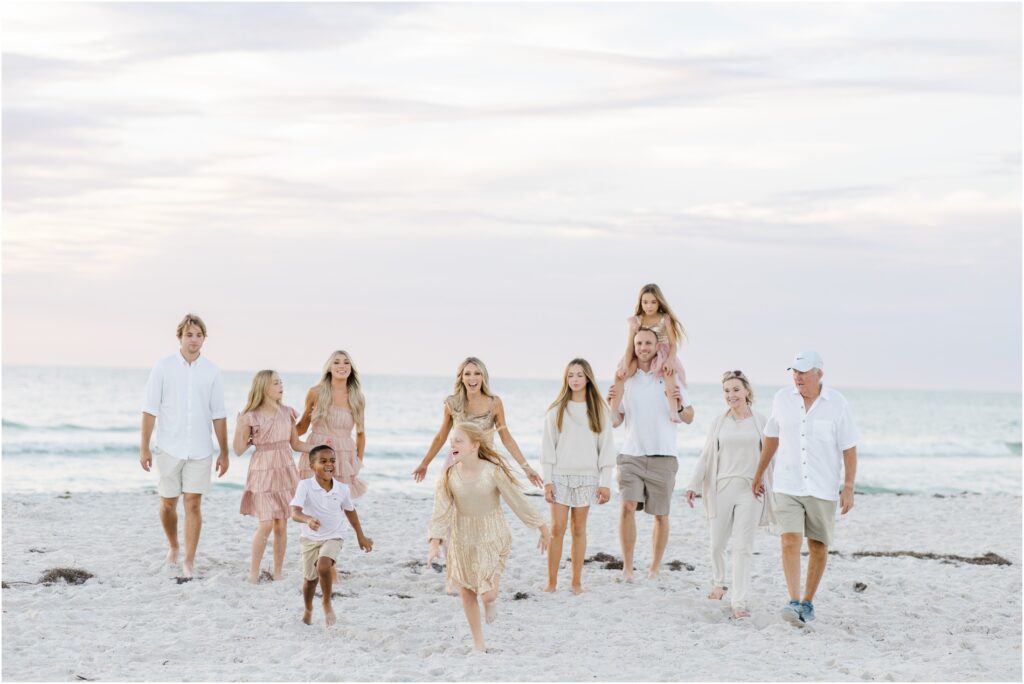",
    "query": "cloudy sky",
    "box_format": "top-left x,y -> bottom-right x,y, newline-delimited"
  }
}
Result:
3,2 -> 1020,392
